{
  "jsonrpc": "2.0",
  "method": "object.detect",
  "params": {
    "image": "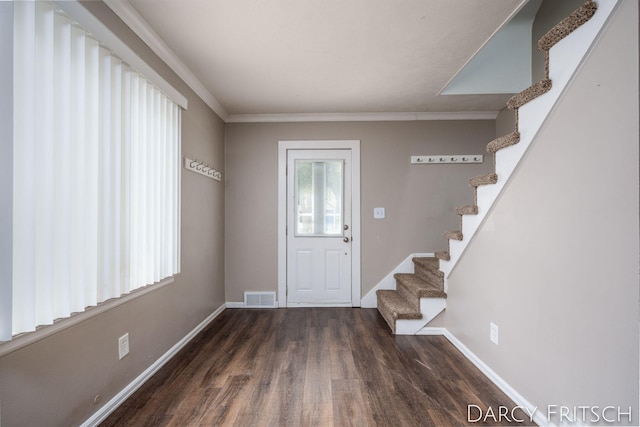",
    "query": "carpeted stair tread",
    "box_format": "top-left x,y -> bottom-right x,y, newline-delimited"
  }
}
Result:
487,131 -> 520,153
435,250 -> 450,261
394,273 -> 446,299
456,205 -> 478,216
376,290 -> 422,333
469,172 -> 498,187
445,230 -> 463,241
376,290 -> 421,318
538,1 -> 597,51
507,79 -> 552,110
